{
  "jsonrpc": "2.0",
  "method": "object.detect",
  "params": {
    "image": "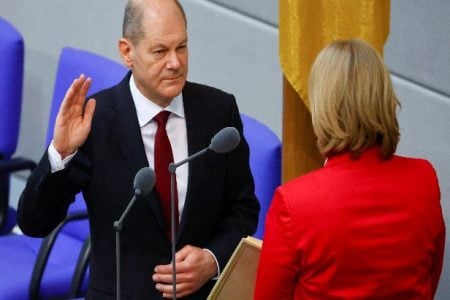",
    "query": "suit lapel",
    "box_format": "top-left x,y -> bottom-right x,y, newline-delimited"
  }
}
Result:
109,74 -> 147,173
176,82 -> 212,241
109,73 -> 166,234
